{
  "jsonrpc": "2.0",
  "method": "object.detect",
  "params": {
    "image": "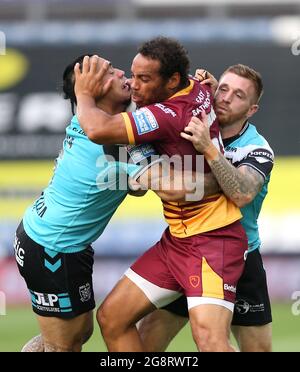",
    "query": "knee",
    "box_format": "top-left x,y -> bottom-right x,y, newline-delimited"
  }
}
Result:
192,324 -> 230,352
97,301 -> 117,337
82,324 -> 94,345
97,298 -> 131,340
43,324 -> 94,352
241,339 -> 272,352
